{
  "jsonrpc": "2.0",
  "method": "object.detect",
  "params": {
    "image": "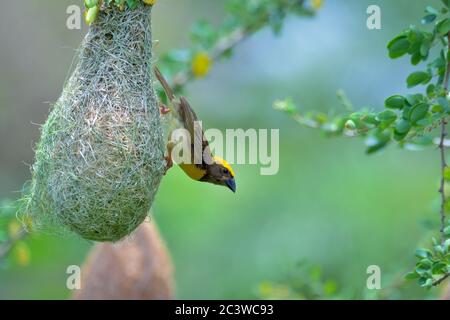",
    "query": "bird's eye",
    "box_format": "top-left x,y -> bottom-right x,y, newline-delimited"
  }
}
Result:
222,168 -> 229,174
